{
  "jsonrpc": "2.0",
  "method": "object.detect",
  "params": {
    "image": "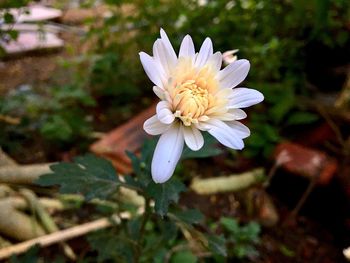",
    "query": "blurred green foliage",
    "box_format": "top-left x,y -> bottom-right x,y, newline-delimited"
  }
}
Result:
0,84 -> 95,154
